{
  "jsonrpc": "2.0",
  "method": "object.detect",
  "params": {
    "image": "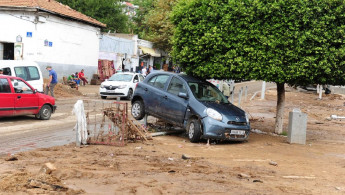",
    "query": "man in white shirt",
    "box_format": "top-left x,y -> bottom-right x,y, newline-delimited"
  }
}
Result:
142,66 -> 147,76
